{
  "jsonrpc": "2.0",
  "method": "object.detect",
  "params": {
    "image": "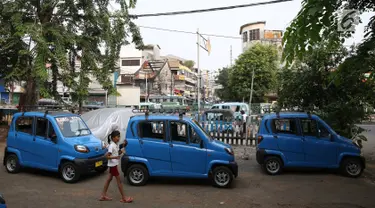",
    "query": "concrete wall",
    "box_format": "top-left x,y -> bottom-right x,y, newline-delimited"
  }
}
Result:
119,44 -> 143,74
